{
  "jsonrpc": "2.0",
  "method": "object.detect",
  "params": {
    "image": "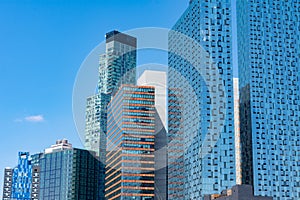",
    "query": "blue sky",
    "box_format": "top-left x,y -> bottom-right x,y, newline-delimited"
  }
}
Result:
0,0 -> 189,195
